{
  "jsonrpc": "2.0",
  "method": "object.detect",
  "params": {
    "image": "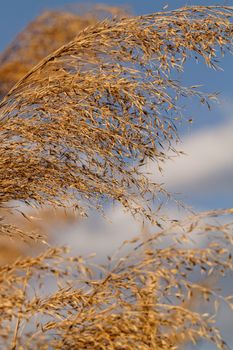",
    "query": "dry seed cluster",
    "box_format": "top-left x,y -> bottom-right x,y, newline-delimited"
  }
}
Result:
0,5 -> 232,349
